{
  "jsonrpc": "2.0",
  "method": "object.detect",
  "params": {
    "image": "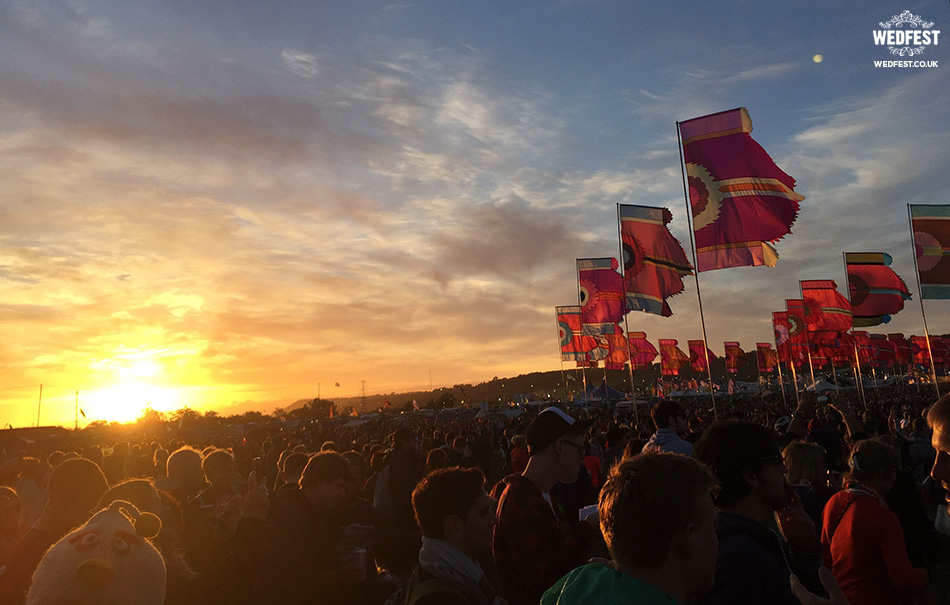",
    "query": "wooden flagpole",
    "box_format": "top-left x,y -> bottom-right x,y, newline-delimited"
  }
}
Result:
841,252 -> 868,411
555,308 -> 570,402
907,205 -> 942,398
576,260 -> 591,408
676,121 -> 717,422
615,205 -> 639,420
